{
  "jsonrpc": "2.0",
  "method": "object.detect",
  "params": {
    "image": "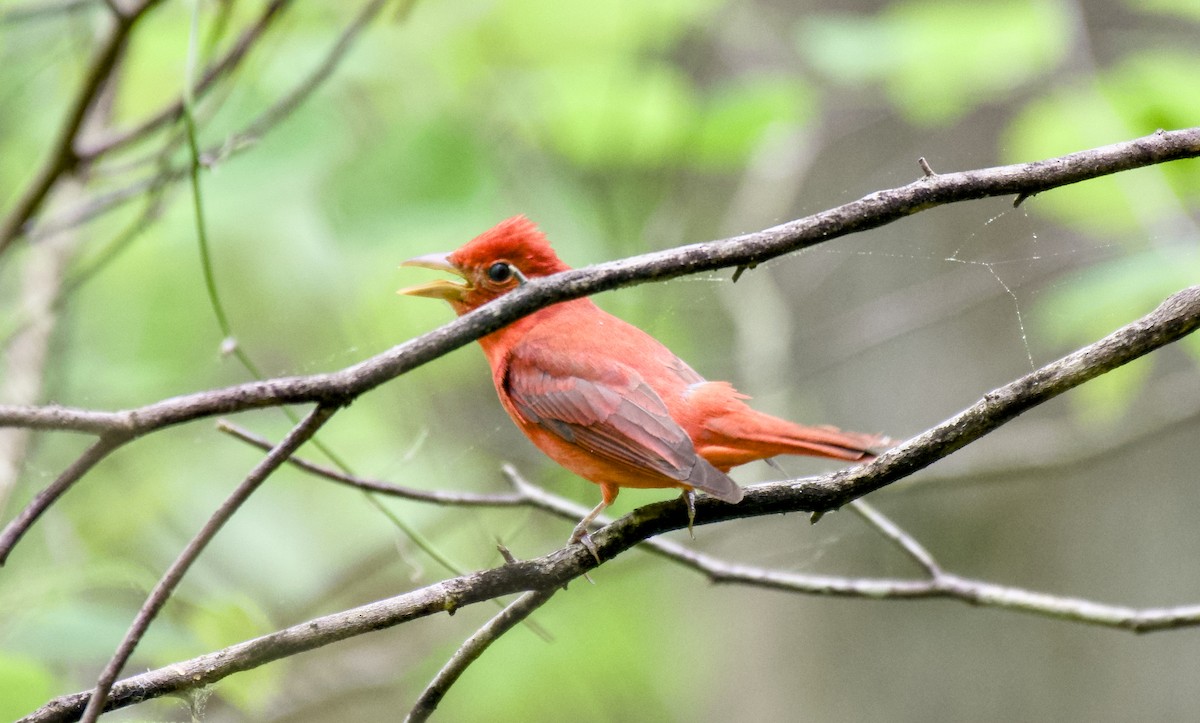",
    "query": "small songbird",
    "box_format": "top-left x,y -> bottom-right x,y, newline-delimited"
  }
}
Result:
400,216 -> 884,556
